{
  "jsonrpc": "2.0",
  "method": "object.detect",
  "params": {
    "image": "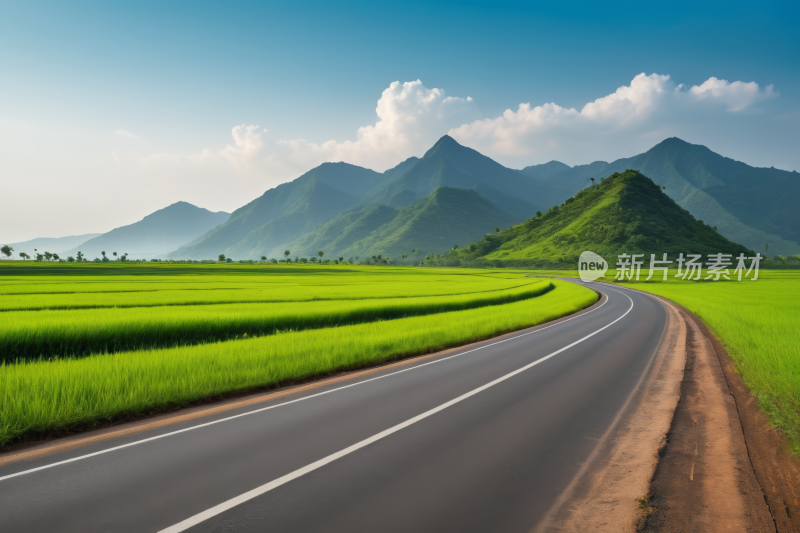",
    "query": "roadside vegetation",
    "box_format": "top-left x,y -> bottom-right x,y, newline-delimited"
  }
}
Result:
0,263 -> 597,445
